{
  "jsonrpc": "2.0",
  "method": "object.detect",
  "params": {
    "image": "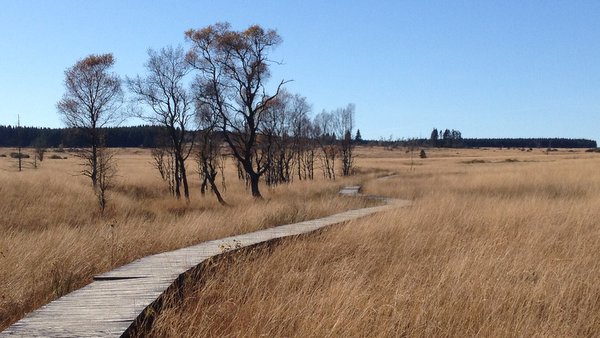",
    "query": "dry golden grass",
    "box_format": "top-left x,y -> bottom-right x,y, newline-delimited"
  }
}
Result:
0,147 -> 371,330
146,147 -> 600,337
